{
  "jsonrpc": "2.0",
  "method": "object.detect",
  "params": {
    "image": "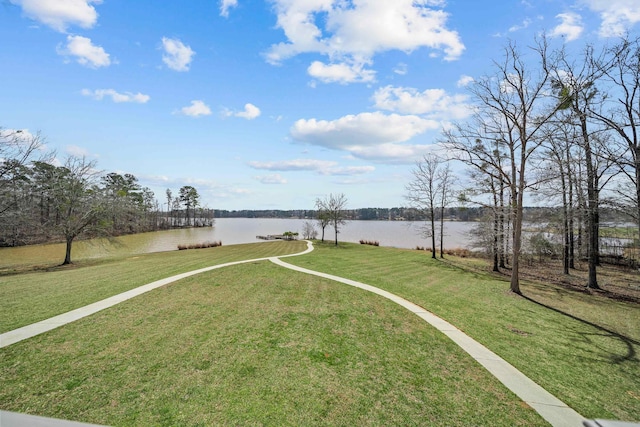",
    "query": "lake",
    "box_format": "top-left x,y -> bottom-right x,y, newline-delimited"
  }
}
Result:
0,218 -> 477,268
